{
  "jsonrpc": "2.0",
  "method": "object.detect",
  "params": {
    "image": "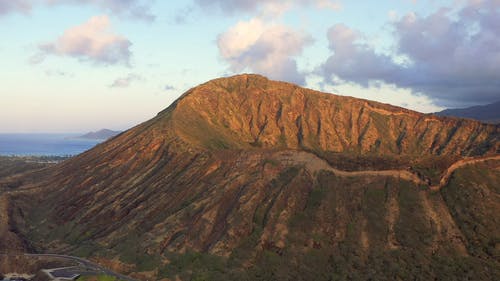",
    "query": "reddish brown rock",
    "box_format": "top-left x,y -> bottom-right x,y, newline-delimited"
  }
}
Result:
0,74 -> 498,280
